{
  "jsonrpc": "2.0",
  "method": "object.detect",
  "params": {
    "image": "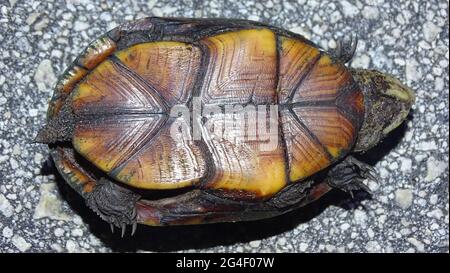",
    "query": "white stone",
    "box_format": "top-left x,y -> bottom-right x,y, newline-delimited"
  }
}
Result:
16,37 -> 32,53
26,12 -> 40,25
351,54 -> 371,68
368,180 -> 379,191
430,223 -> 439,230
277,237 -> 286,246
330,10 -> 342,24
424,157 -> 447,182
429,194 -> 438,205
162,5 -> 177,14
400,228 -> 411,235
51,49 -> 63,58
33,183 -> 71,221
395,189 -> 413,209
423,21 -> 442,42
417,140 -> 437,151
325,244 -> 336,252
367,228 -> 375,238
362,6 -> 379,20
407,238 -> 425,252
66,240 -> 79,253
99,12 -> 112,21
341,1 -> 359,17
89,235 -> 102,246
400,158 -> 412,173
10,158 -> 18,169
235,246 -> 244,252
51,243 -> 64,252
405,247 -> 416,253
427,208 -> 444,219
74,20 -> 89,31
72,215 -> 83,225
7,194 -> 16,200
34,153 -> 43,164
405,58 -> 422,84
388,161 -> 399,171
340,223 -> 350,231
289,26 -> 311,39
435,77 -> 444,91
249,240 -> 261,248
12,235 -> 31,252
328,39 -> 337,49
379,167 -> 389,178
417,198 -> 427,207
2,226 -> 13,238
415,154 -> 427,162
247,15 -> 260,21
54,227 -> 65,237
354,209 -> 367,225
34,59 -> 56,92
312,25 -> 325,36
12,144 -> 21,155
72,228 -> 83,237
365,241 -> 382,253
29,109 -> 38,117
0,193 -> 14,218
299,242 -> 308,252
151,8 -> 163,17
